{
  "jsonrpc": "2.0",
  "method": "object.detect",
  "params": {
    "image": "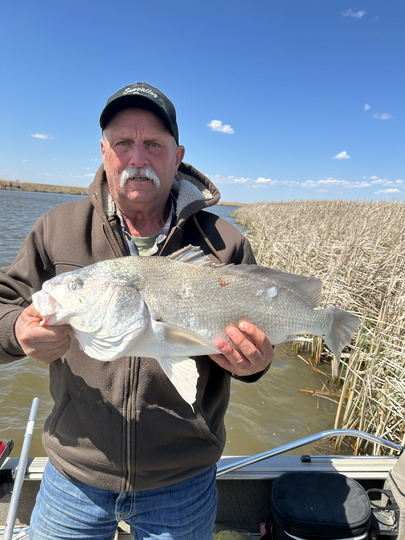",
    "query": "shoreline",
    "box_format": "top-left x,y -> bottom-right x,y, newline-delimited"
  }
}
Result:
0,180 -> 245,206
0,180 -> 89,196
